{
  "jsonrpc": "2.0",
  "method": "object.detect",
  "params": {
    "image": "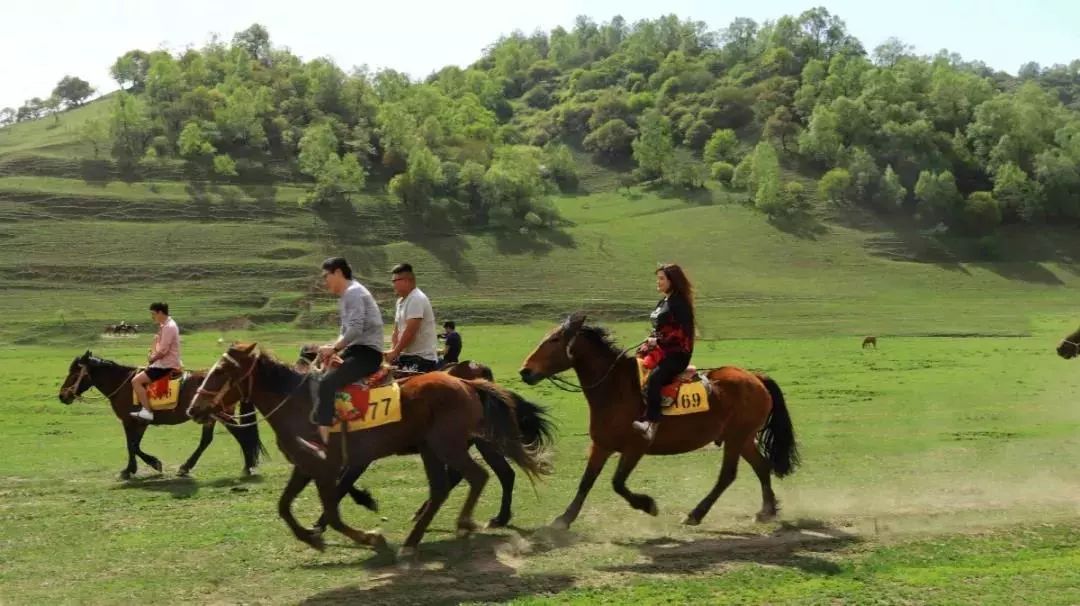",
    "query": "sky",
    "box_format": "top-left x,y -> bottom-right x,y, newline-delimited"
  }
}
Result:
2,0 -> 1078,110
